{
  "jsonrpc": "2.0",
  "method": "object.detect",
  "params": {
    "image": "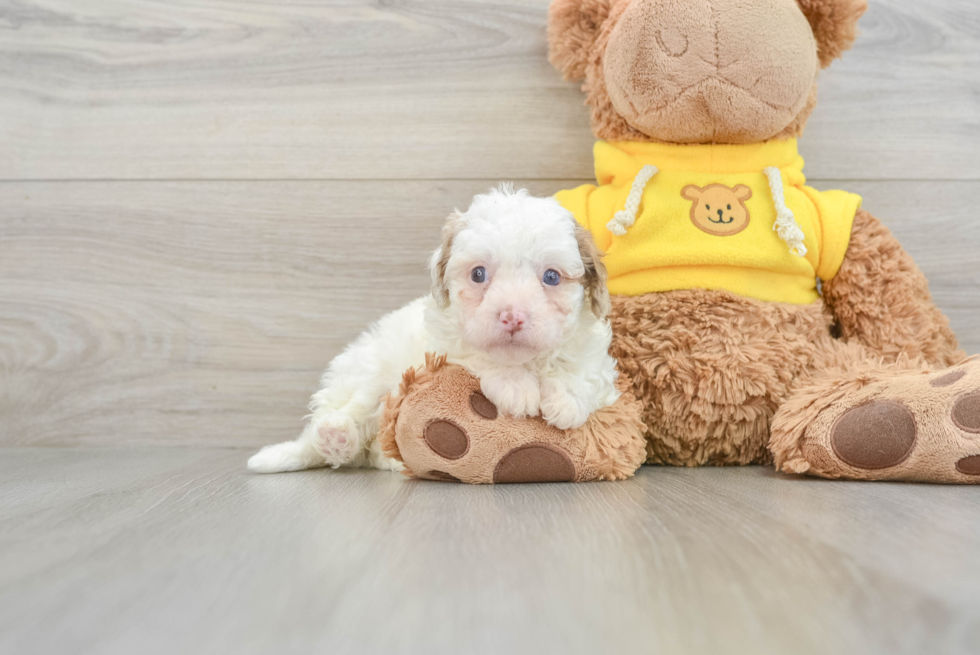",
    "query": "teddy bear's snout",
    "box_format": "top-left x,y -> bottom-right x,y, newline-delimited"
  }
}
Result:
602,0 -> 819,144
